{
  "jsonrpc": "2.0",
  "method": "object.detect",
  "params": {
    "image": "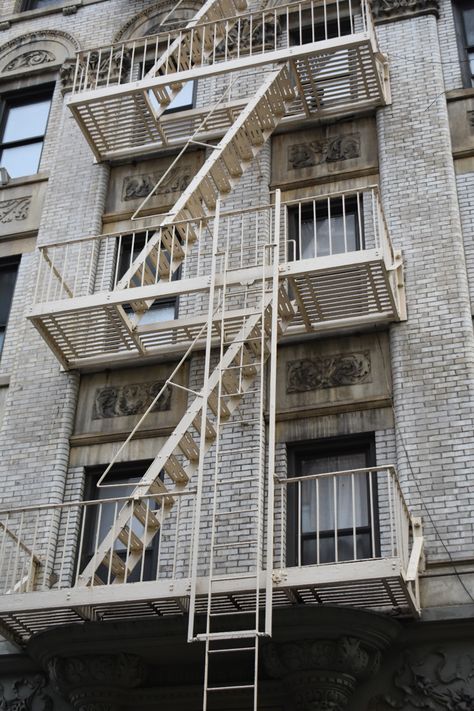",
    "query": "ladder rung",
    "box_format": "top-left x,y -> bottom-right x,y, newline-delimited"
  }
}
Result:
208,684 -> 255,692
208,646 -> 255,654
196,630 -> 258,641
210,609 -> 257,617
